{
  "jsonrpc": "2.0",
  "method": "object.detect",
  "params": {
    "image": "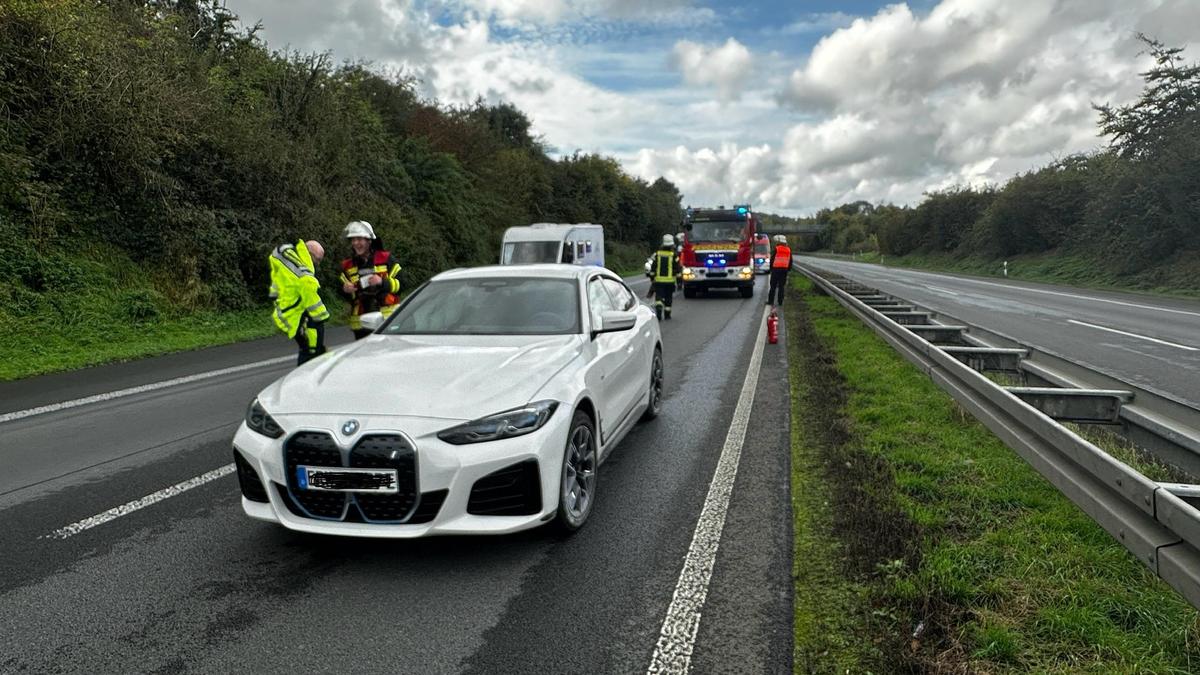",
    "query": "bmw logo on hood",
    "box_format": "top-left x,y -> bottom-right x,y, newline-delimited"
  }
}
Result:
341,419 -> 360,436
